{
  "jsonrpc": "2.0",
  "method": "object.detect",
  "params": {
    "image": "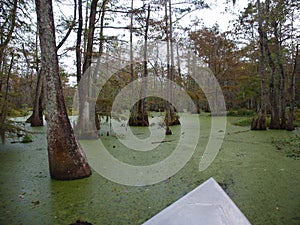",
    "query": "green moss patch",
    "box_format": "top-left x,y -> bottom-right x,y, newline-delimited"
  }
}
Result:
0,114 -> 299,225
